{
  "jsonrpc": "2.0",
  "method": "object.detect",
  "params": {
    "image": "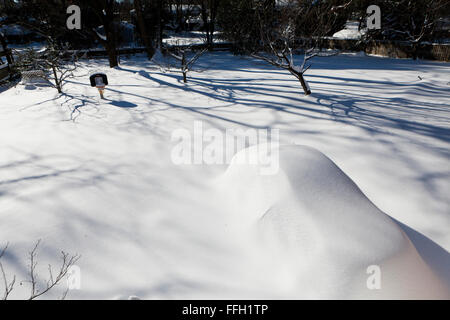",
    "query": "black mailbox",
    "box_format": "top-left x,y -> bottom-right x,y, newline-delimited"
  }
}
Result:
89,73 -> 108,87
